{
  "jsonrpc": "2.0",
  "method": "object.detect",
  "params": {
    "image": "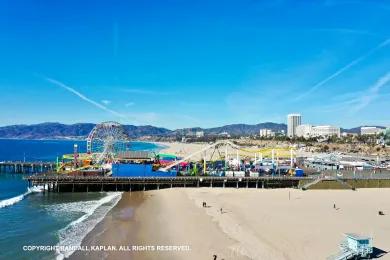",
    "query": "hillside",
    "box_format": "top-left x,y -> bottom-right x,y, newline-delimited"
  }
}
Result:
0,123 -> 171,139
0,122 -> 385,139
